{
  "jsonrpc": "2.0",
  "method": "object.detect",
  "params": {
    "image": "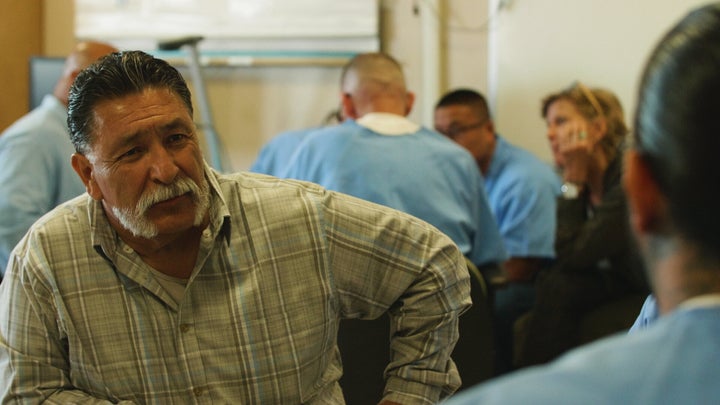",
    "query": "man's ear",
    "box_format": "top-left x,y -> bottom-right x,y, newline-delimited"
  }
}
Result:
623,150 -> 667,234
341,92 -> 358,120
71,153 -> 103,200
404,91 -> 415,116
484,119 -> 496,137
